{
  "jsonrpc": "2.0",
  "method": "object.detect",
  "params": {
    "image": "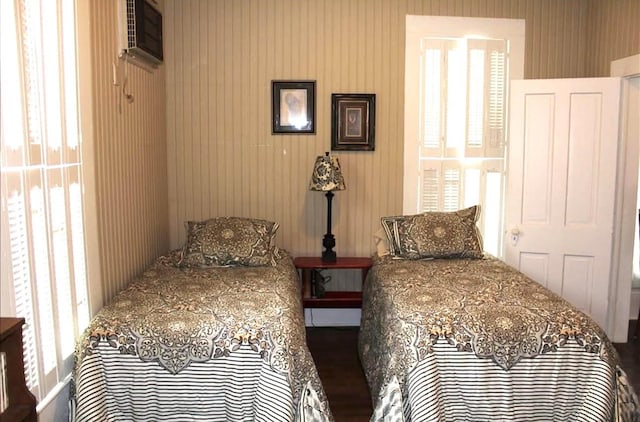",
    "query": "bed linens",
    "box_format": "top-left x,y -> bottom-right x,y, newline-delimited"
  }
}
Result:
359,255 -> 639,422
71,250 -> 332,421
